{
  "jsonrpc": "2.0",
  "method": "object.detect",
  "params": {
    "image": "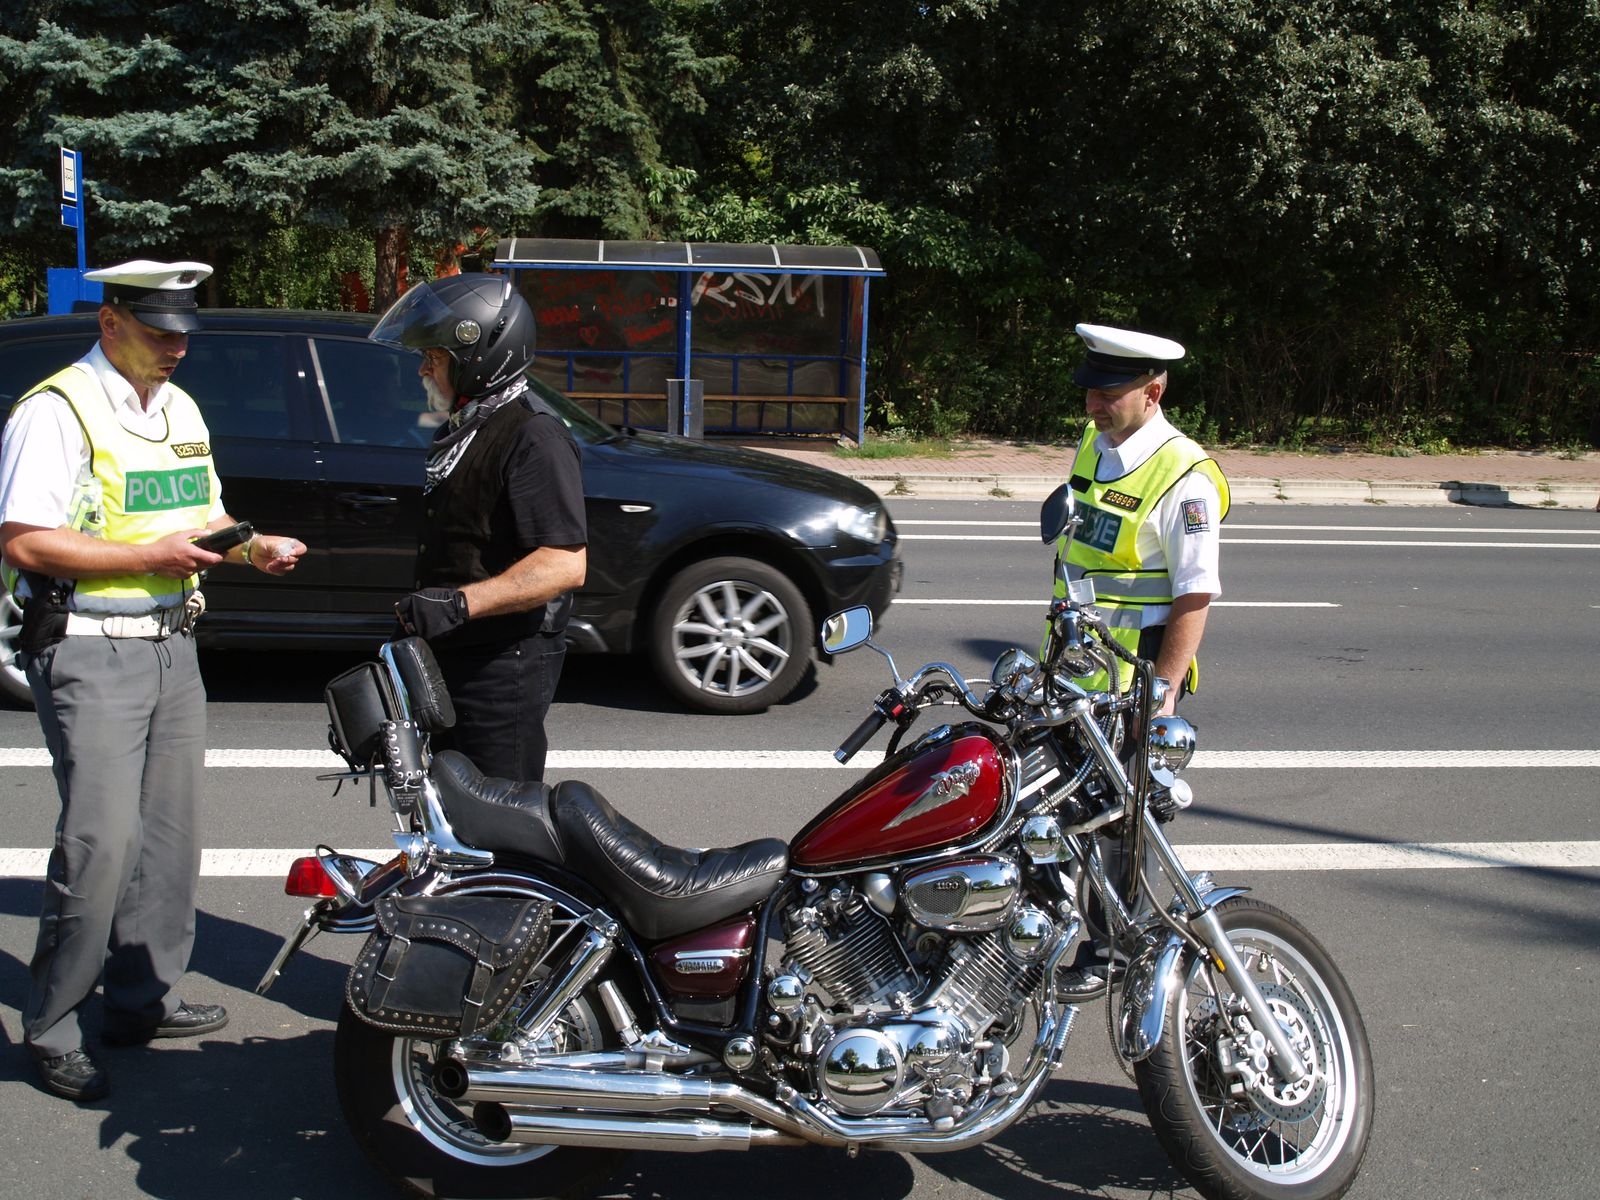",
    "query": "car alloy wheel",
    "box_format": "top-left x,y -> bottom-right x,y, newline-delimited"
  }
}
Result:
649,556 -> 812,715
0,584 -> 30,706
